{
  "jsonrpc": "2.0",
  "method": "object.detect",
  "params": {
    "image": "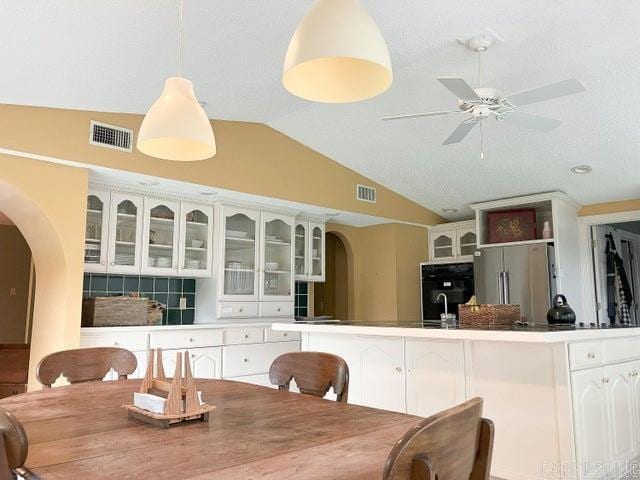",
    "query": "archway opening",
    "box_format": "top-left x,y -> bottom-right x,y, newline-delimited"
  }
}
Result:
314,232 -> 353,320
